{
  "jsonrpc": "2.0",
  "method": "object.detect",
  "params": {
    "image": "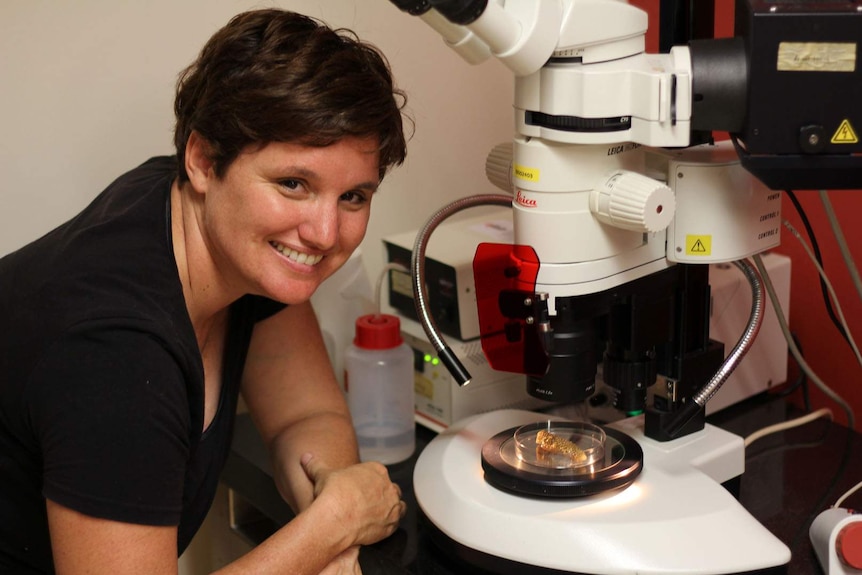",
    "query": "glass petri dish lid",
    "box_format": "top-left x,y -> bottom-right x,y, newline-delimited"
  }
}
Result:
514,420 -> 606,470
